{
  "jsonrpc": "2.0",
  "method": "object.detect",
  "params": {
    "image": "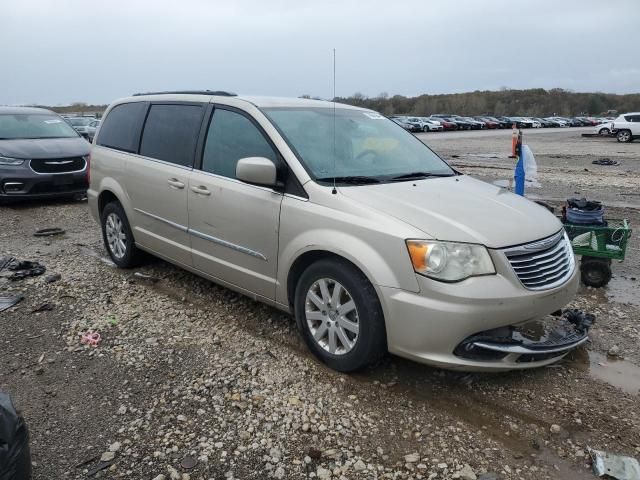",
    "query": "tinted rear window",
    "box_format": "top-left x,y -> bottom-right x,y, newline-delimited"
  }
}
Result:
139,104 -> 203,167
97,102 -> 147,152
